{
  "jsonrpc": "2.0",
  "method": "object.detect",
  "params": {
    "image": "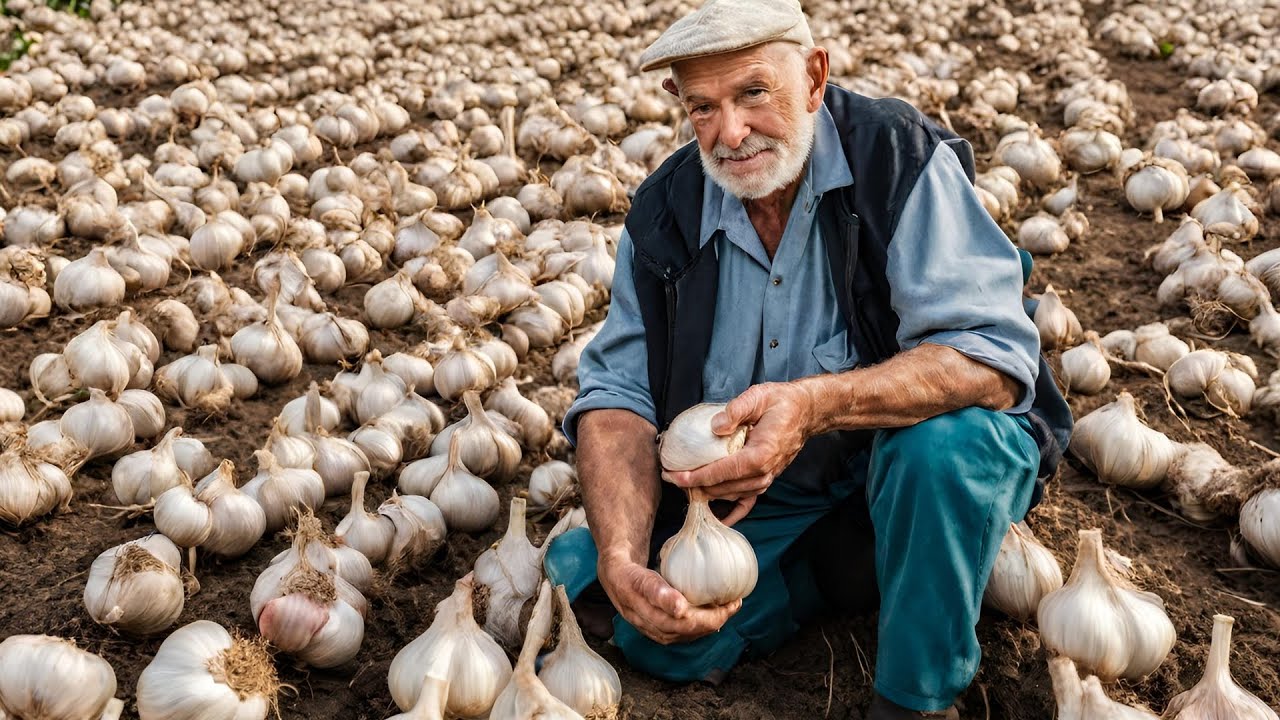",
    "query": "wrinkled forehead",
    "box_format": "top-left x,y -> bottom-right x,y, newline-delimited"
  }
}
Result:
670,42 -> 805,97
